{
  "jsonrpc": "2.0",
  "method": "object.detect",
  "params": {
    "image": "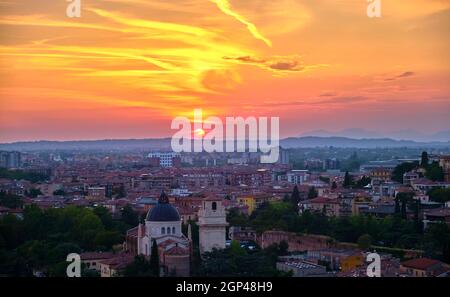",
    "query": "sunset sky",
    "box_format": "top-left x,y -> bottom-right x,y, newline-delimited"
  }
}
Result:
0,0 -> 449,142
